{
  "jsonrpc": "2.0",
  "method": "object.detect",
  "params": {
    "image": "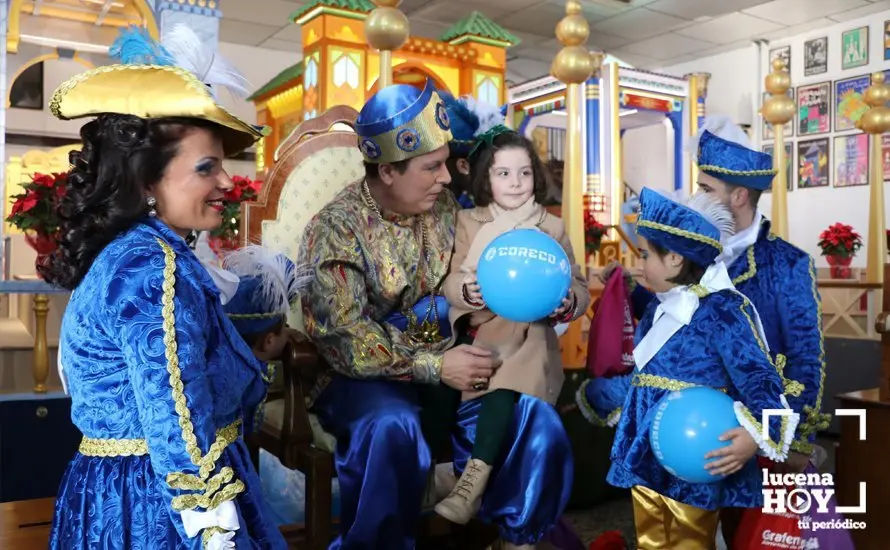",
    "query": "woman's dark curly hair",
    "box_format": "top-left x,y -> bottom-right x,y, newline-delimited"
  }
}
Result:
40,113 -> 222,290
469,130 -> 551,207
